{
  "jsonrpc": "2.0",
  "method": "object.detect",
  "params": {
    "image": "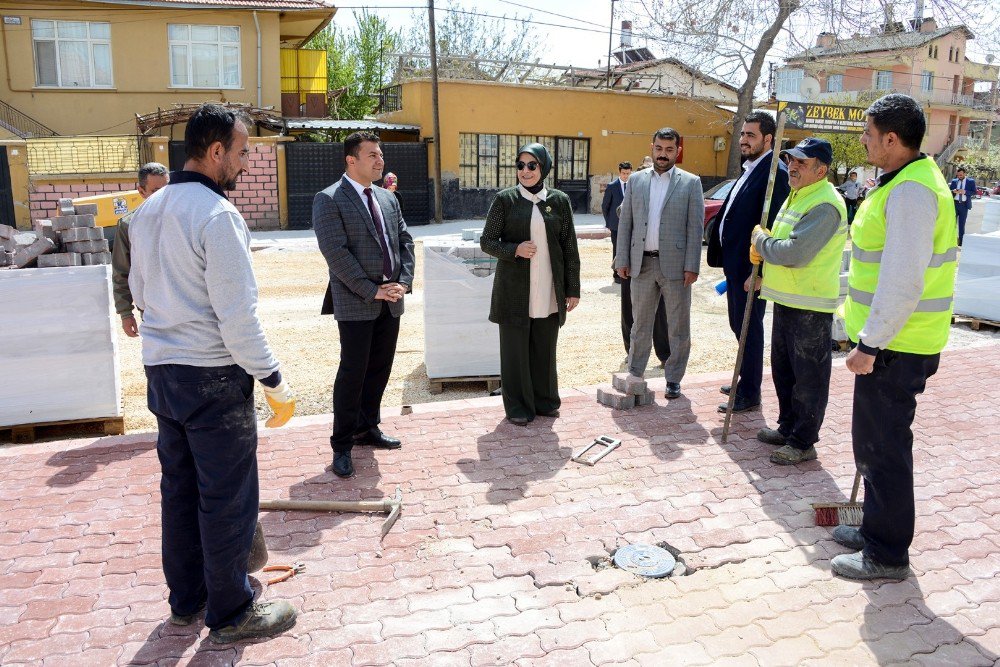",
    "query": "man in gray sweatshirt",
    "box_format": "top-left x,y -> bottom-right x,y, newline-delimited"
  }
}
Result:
128,104 -> 297,643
